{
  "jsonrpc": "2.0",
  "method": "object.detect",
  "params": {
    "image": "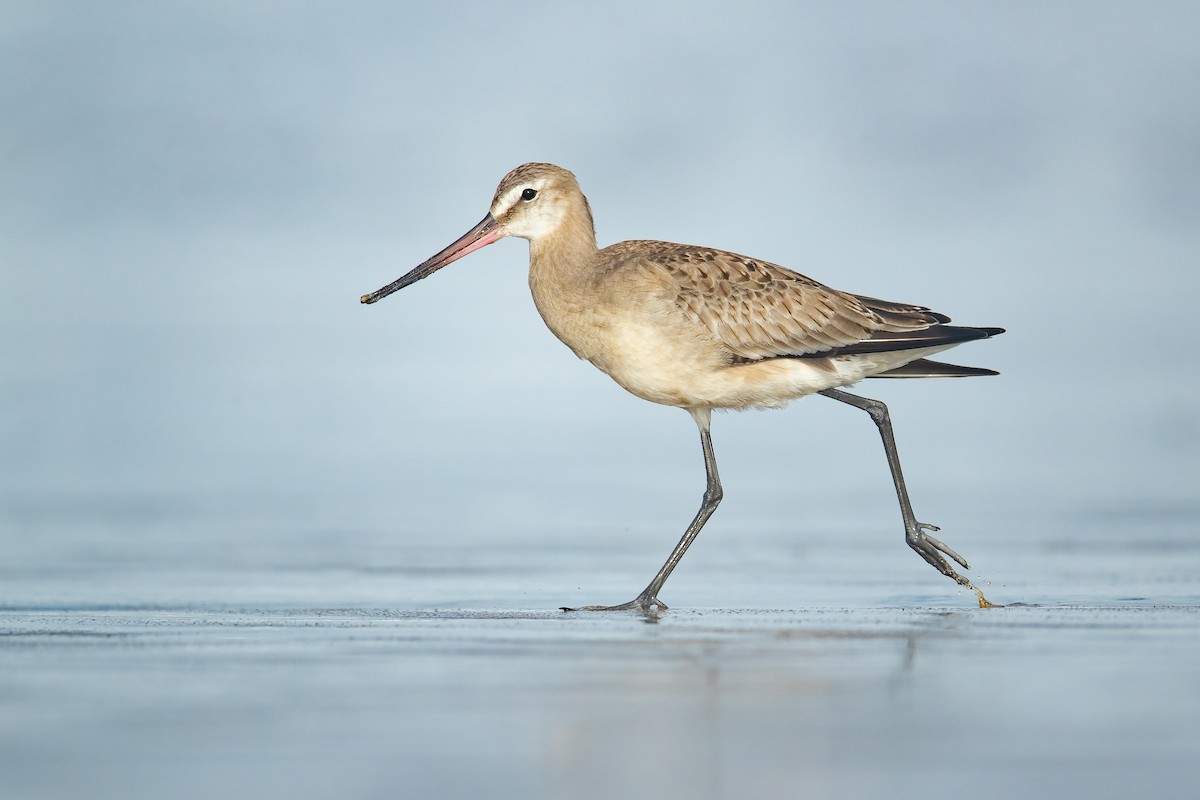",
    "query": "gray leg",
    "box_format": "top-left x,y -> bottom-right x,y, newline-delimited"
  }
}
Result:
820,388 -> 981,593
565,408 -> 722,614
